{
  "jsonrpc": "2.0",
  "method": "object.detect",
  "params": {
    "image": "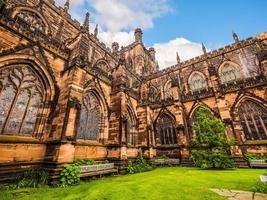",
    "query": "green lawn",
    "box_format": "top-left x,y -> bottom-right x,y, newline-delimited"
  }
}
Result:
1,167 -> 265,200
